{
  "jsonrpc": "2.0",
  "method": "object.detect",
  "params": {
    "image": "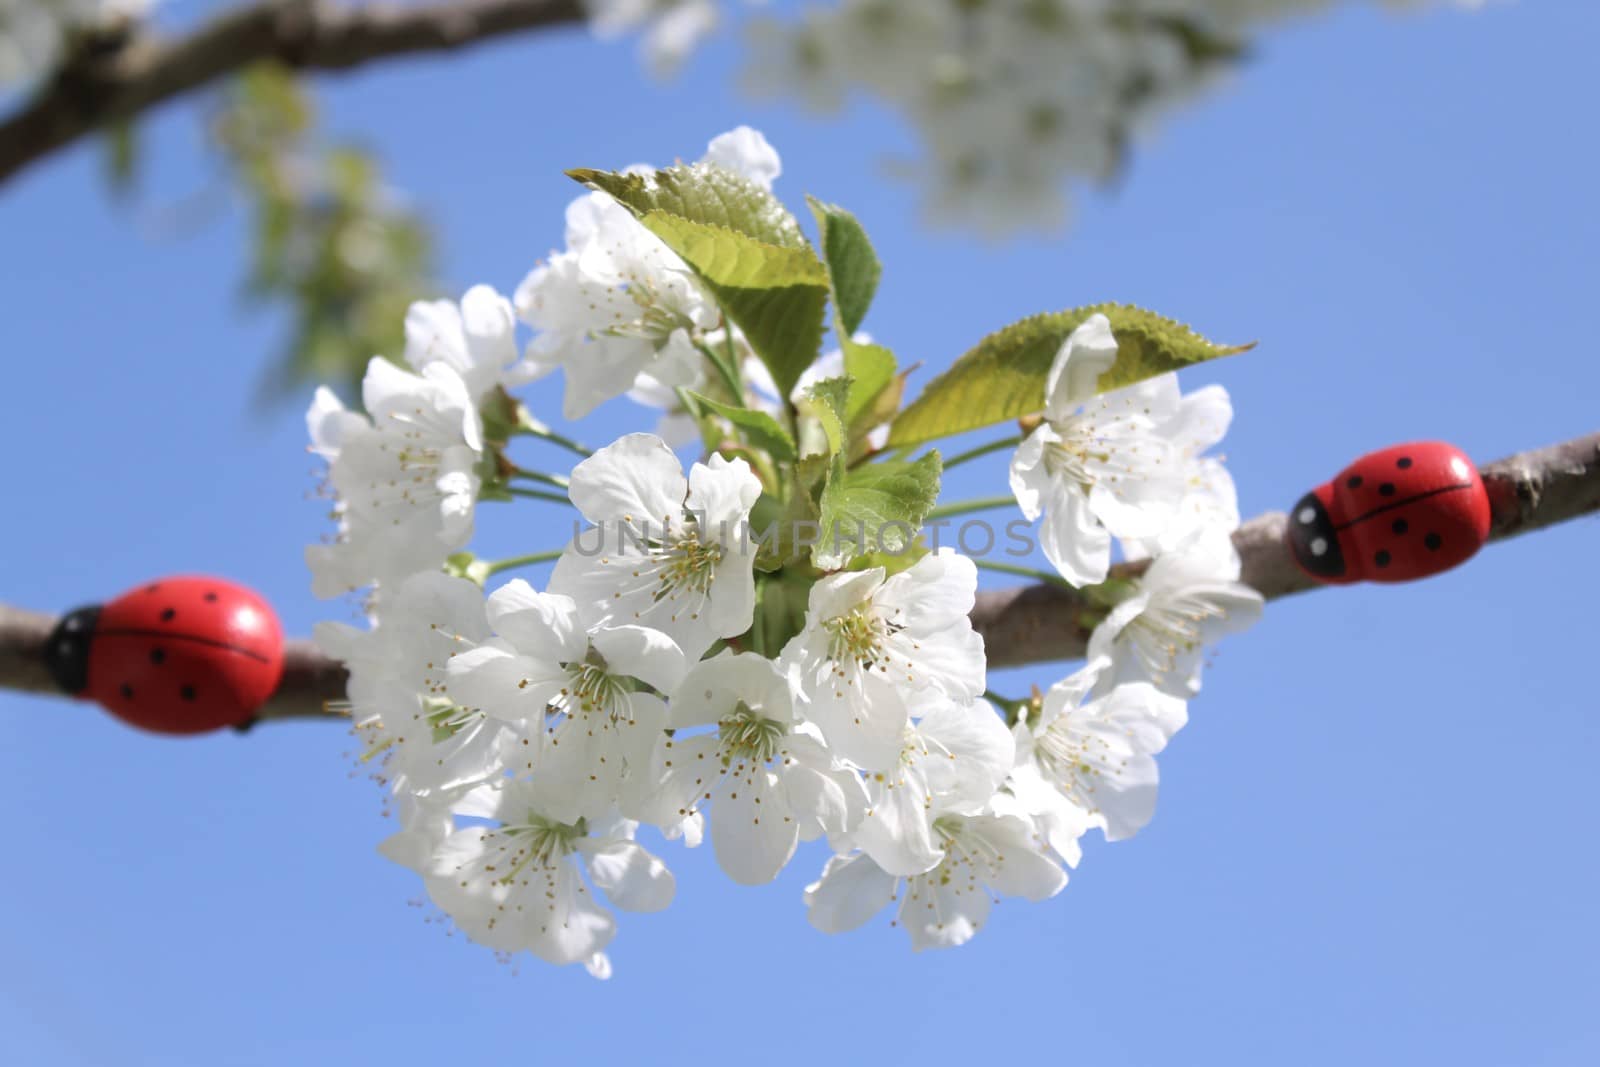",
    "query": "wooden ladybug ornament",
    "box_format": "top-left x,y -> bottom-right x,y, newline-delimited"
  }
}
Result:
1287,441 -> 1492,585
43,576 -> 285,735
